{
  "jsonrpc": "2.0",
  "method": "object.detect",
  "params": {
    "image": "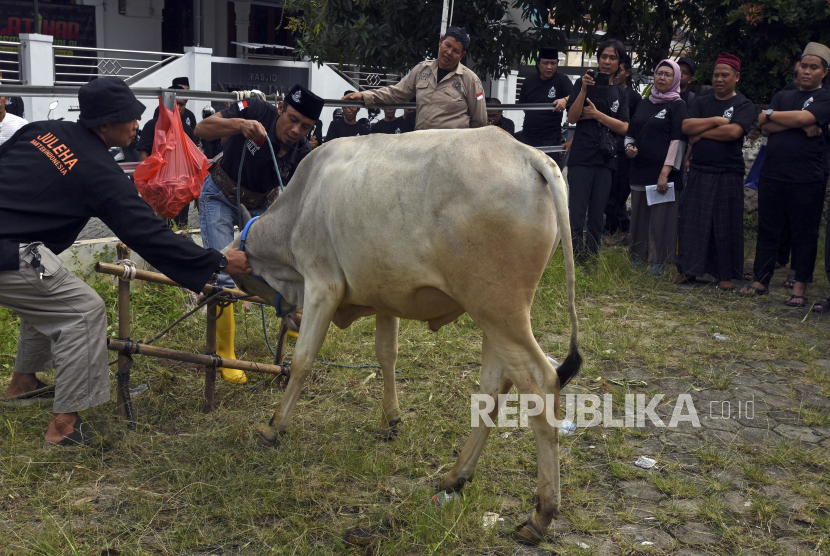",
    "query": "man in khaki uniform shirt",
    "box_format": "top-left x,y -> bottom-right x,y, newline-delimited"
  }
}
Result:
343,26 -> 487,130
